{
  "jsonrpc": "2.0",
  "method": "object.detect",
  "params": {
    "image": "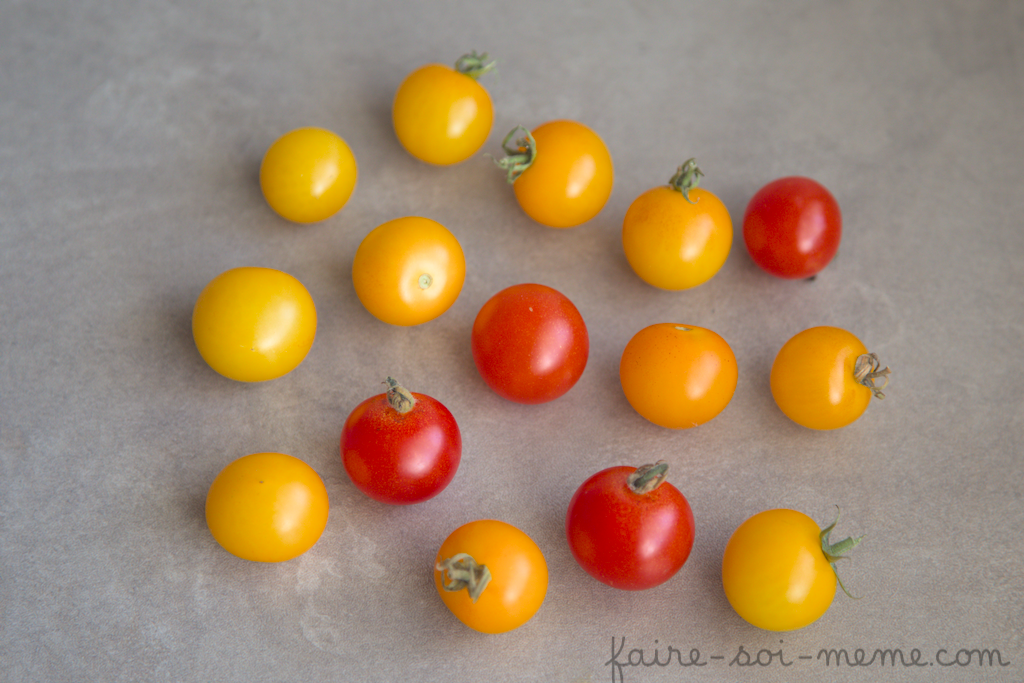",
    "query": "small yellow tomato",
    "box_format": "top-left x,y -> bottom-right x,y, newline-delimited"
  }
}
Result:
205,452 -> 330,563
496,121 -> 614,228
619,323 -> 737,429
434,519 -> 548,634
722,509 -> 862,631
260,127 -> 357,223
352,216 -> 466,326
770,326 -> 891,430
622,160 -> 732,290
392,52 -> 495,165
192,267 -> 317,382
